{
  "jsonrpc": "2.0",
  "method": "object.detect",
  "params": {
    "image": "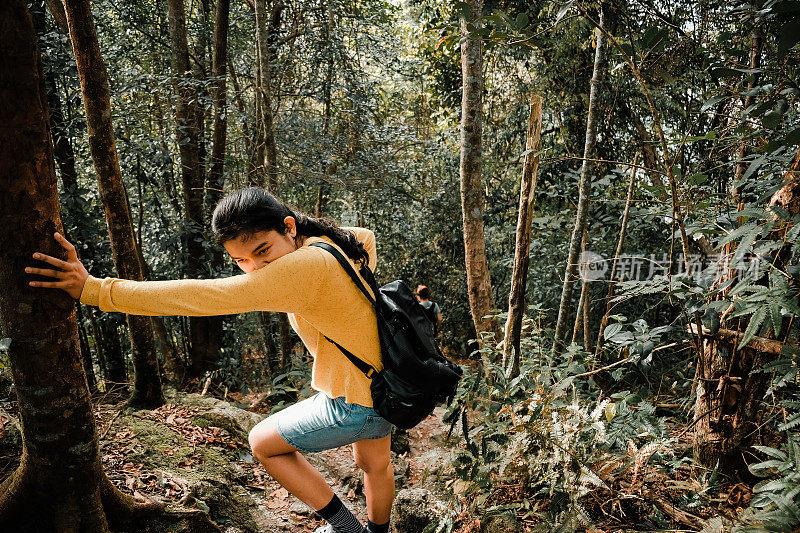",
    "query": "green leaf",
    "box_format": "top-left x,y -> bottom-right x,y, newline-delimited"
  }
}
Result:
718,221 -> 758,248
604,323 -> 623,340
739,306 -> 767,350
769,300 -> 782,338
555,1 -> 574,24
778,17 -> 800,56
515,13 -> 529,30
701,95 -> 726,112
753,445 -> 788,461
